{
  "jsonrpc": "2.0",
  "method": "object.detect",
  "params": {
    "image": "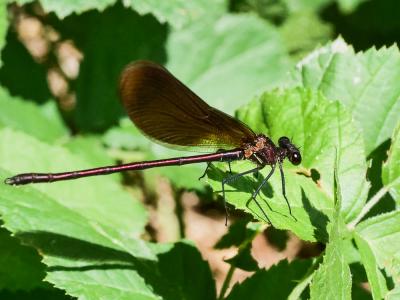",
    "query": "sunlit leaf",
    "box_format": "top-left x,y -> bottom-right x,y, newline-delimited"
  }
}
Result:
293,38 -> 400,155
356,211 -> 400,286
382,122 -> 400,202
207,88 -> 368,241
